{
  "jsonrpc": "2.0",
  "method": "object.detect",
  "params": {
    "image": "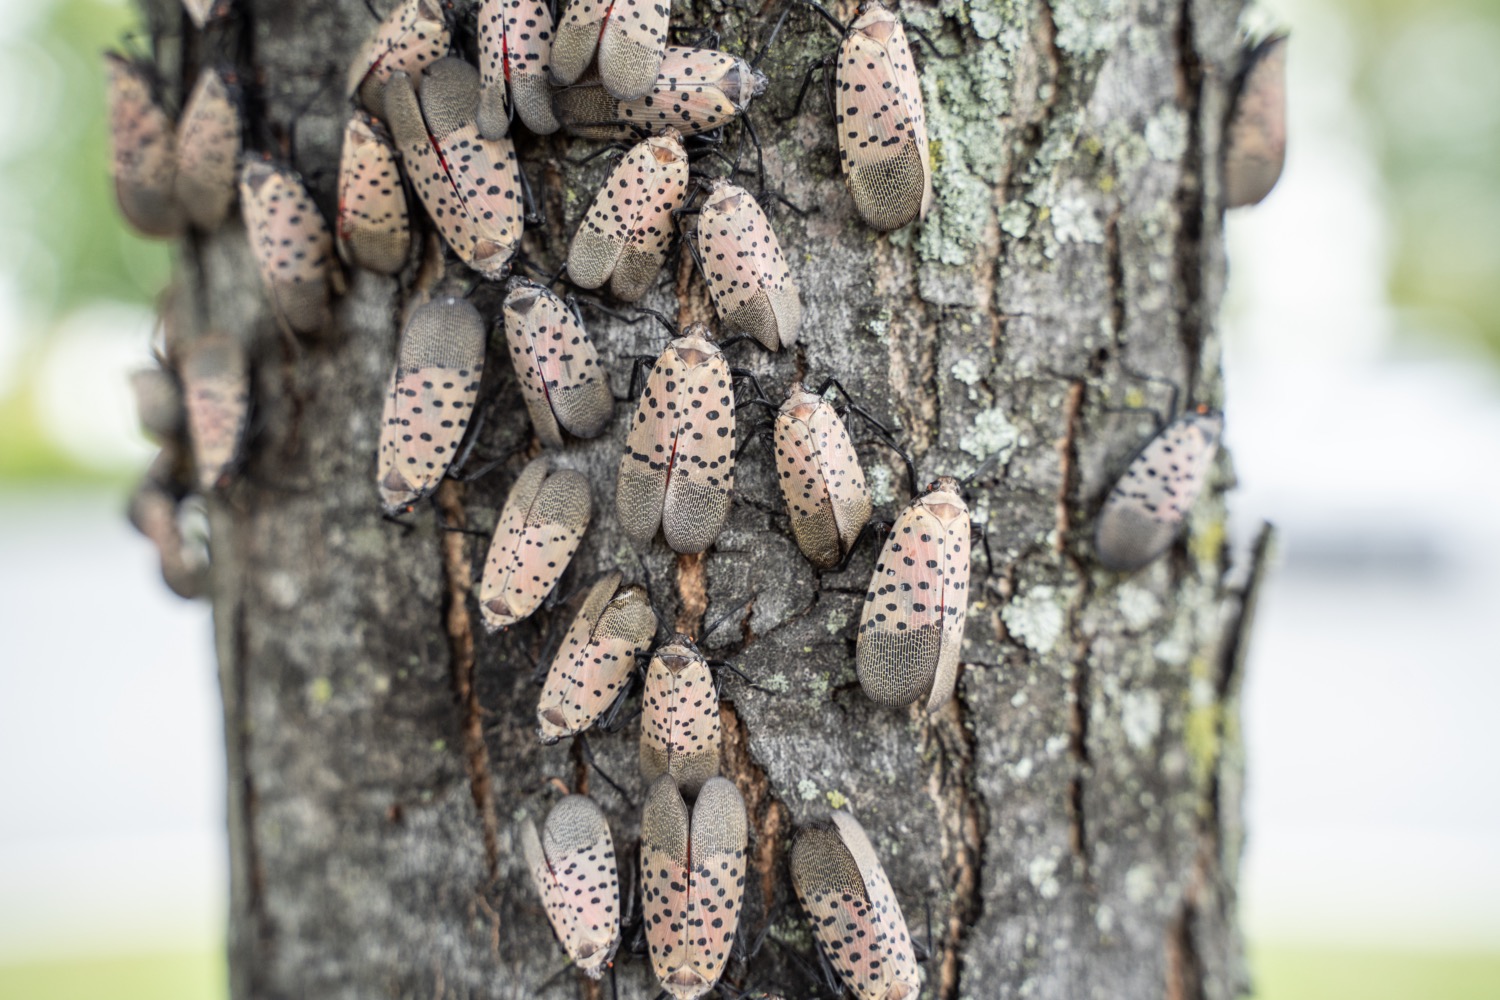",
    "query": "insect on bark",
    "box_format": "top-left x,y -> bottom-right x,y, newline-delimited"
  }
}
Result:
616,328 -> 736,554
336,112 -> 411,275
537,571 -> 657,744
103,52 -> 183,238
554,46 -> 768,141
376,296 -> 486,514
346,0 -> 450,113
566,130 -> 689,302
790,810 -> 922,1000
130,366 -> 184,445
855,476 -> 970,712
694,179 -> 802,351
503,279 -> 615,447
239,159 -> 341,337
477,0 -> 561,137
174,67 -> 241,231
641,775 -> 748,1000
1224,34 -> 1288,209
1094,406 -> 1222,572
384,59 -> 525,279
129,470 -> 208,600
808,2 -> 933,231
774,381 -> 872,570
179,333 -> 250,493
478,455 -> 593,632
639,633 -> 722,795
522,794 -> 622,979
